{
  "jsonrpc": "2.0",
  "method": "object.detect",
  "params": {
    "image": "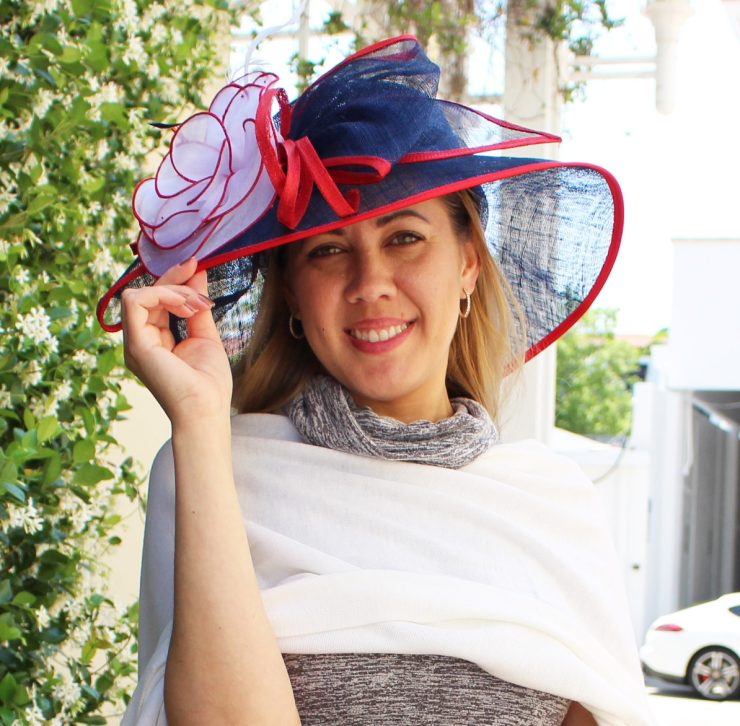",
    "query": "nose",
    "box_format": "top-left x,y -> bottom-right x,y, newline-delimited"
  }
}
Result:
344,248 -> 396,304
